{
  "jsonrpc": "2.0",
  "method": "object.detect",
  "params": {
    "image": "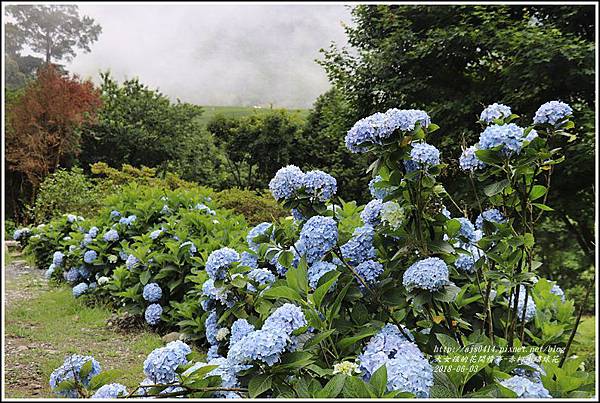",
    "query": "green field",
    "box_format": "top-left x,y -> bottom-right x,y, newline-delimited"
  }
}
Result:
196,105 -> 309,127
